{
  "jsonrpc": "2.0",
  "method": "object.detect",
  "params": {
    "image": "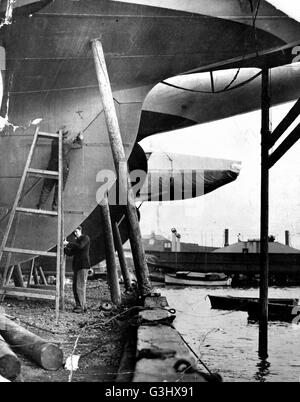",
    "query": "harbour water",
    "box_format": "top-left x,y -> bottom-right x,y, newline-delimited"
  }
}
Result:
156,286 -> 300,382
